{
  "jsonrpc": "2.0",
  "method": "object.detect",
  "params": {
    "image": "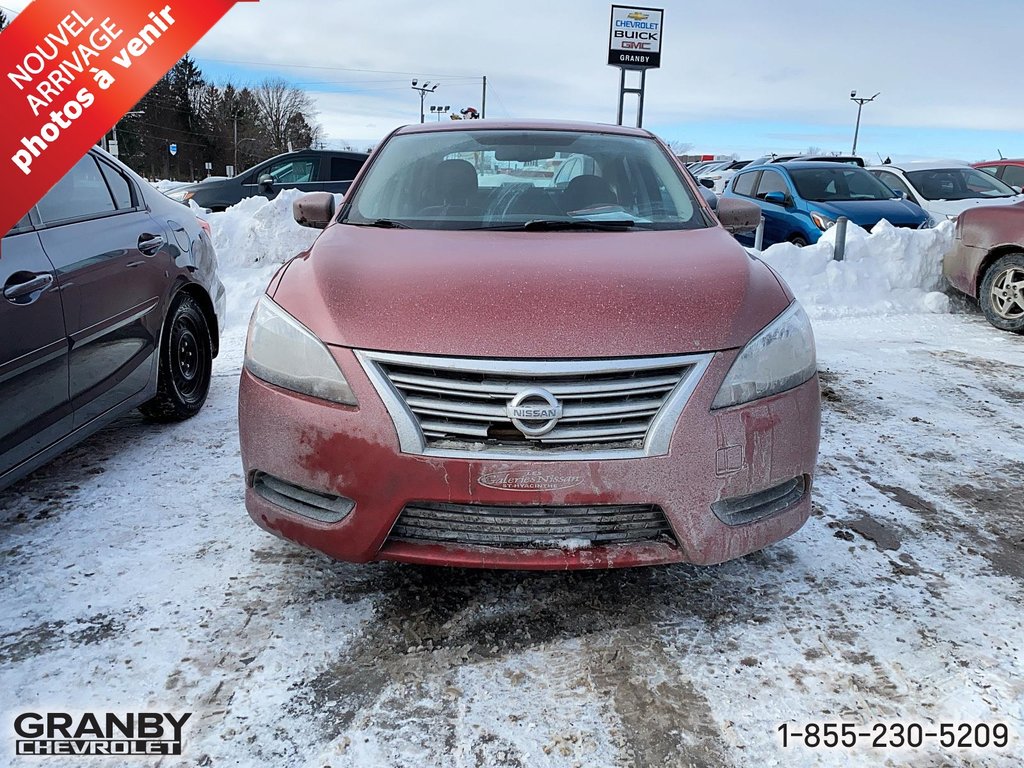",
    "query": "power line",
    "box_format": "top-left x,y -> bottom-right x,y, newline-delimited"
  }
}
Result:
198,57 -> 481,81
